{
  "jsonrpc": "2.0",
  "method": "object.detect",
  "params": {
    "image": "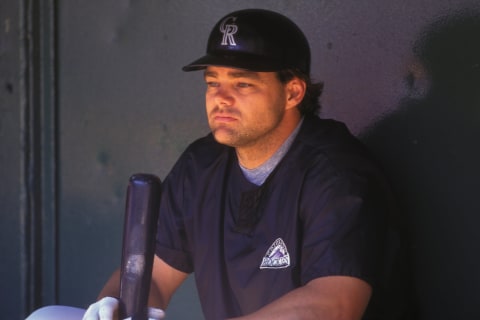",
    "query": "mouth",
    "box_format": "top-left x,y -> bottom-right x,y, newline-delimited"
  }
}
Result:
213,115 -> 237,123
209,109 -> 240,123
